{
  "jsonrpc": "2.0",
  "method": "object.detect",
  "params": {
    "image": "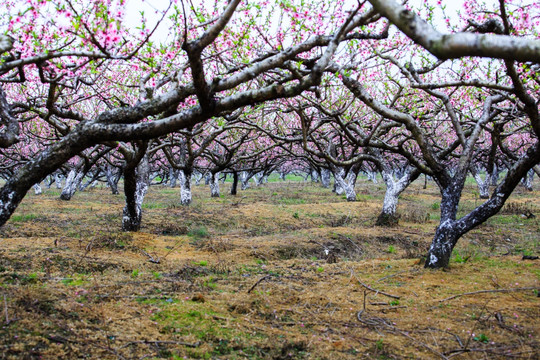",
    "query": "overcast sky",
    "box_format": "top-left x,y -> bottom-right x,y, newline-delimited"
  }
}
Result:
122,0 -> 468,44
